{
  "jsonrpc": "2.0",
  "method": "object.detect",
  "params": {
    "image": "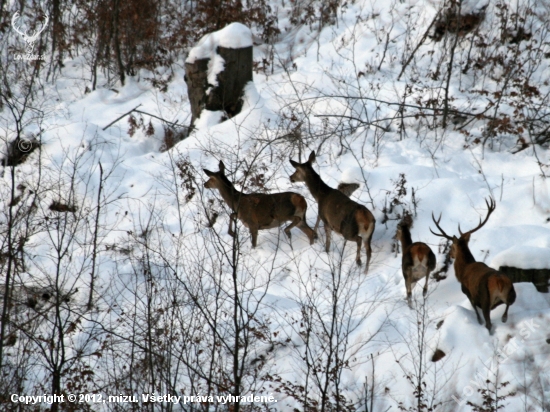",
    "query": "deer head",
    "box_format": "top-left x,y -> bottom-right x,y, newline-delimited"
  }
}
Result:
289,151 -> 316,183
203,161 -> 227,189
12,12 -> 49,54
396,212 -> 414,241
430,197 -> 496,258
